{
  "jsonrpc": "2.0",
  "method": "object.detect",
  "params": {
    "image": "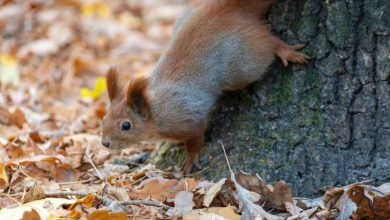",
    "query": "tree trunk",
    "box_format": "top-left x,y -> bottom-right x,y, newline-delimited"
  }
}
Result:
153,0 -> 390,196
